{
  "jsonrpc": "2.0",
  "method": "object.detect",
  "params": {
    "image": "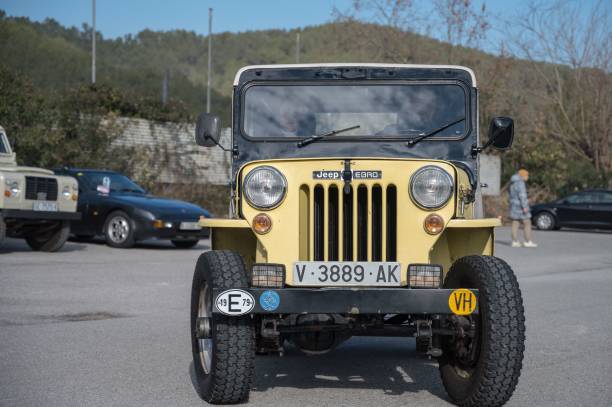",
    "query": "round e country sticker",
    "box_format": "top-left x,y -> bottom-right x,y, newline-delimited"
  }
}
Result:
448,289 -> 477,315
